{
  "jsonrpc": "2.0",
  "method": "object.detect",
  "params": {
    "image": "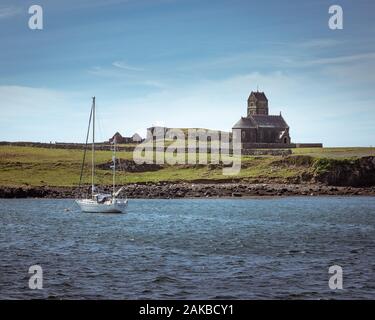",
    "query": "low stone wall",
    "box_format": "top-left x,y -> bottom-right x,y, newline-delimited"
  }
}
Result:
1,141 -> 322,154
0,141 -> 137,151
295,143 -> 323,148
242,149 -> 292,156
241,143 -> 296,149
